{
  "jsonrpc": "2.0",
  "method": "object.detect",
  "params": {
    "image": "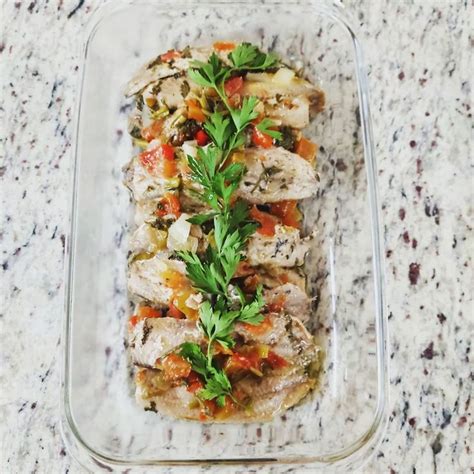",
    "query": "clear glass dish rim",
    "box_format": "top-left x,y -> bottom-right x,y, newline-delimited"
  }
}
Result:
60,0 -> 389,470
